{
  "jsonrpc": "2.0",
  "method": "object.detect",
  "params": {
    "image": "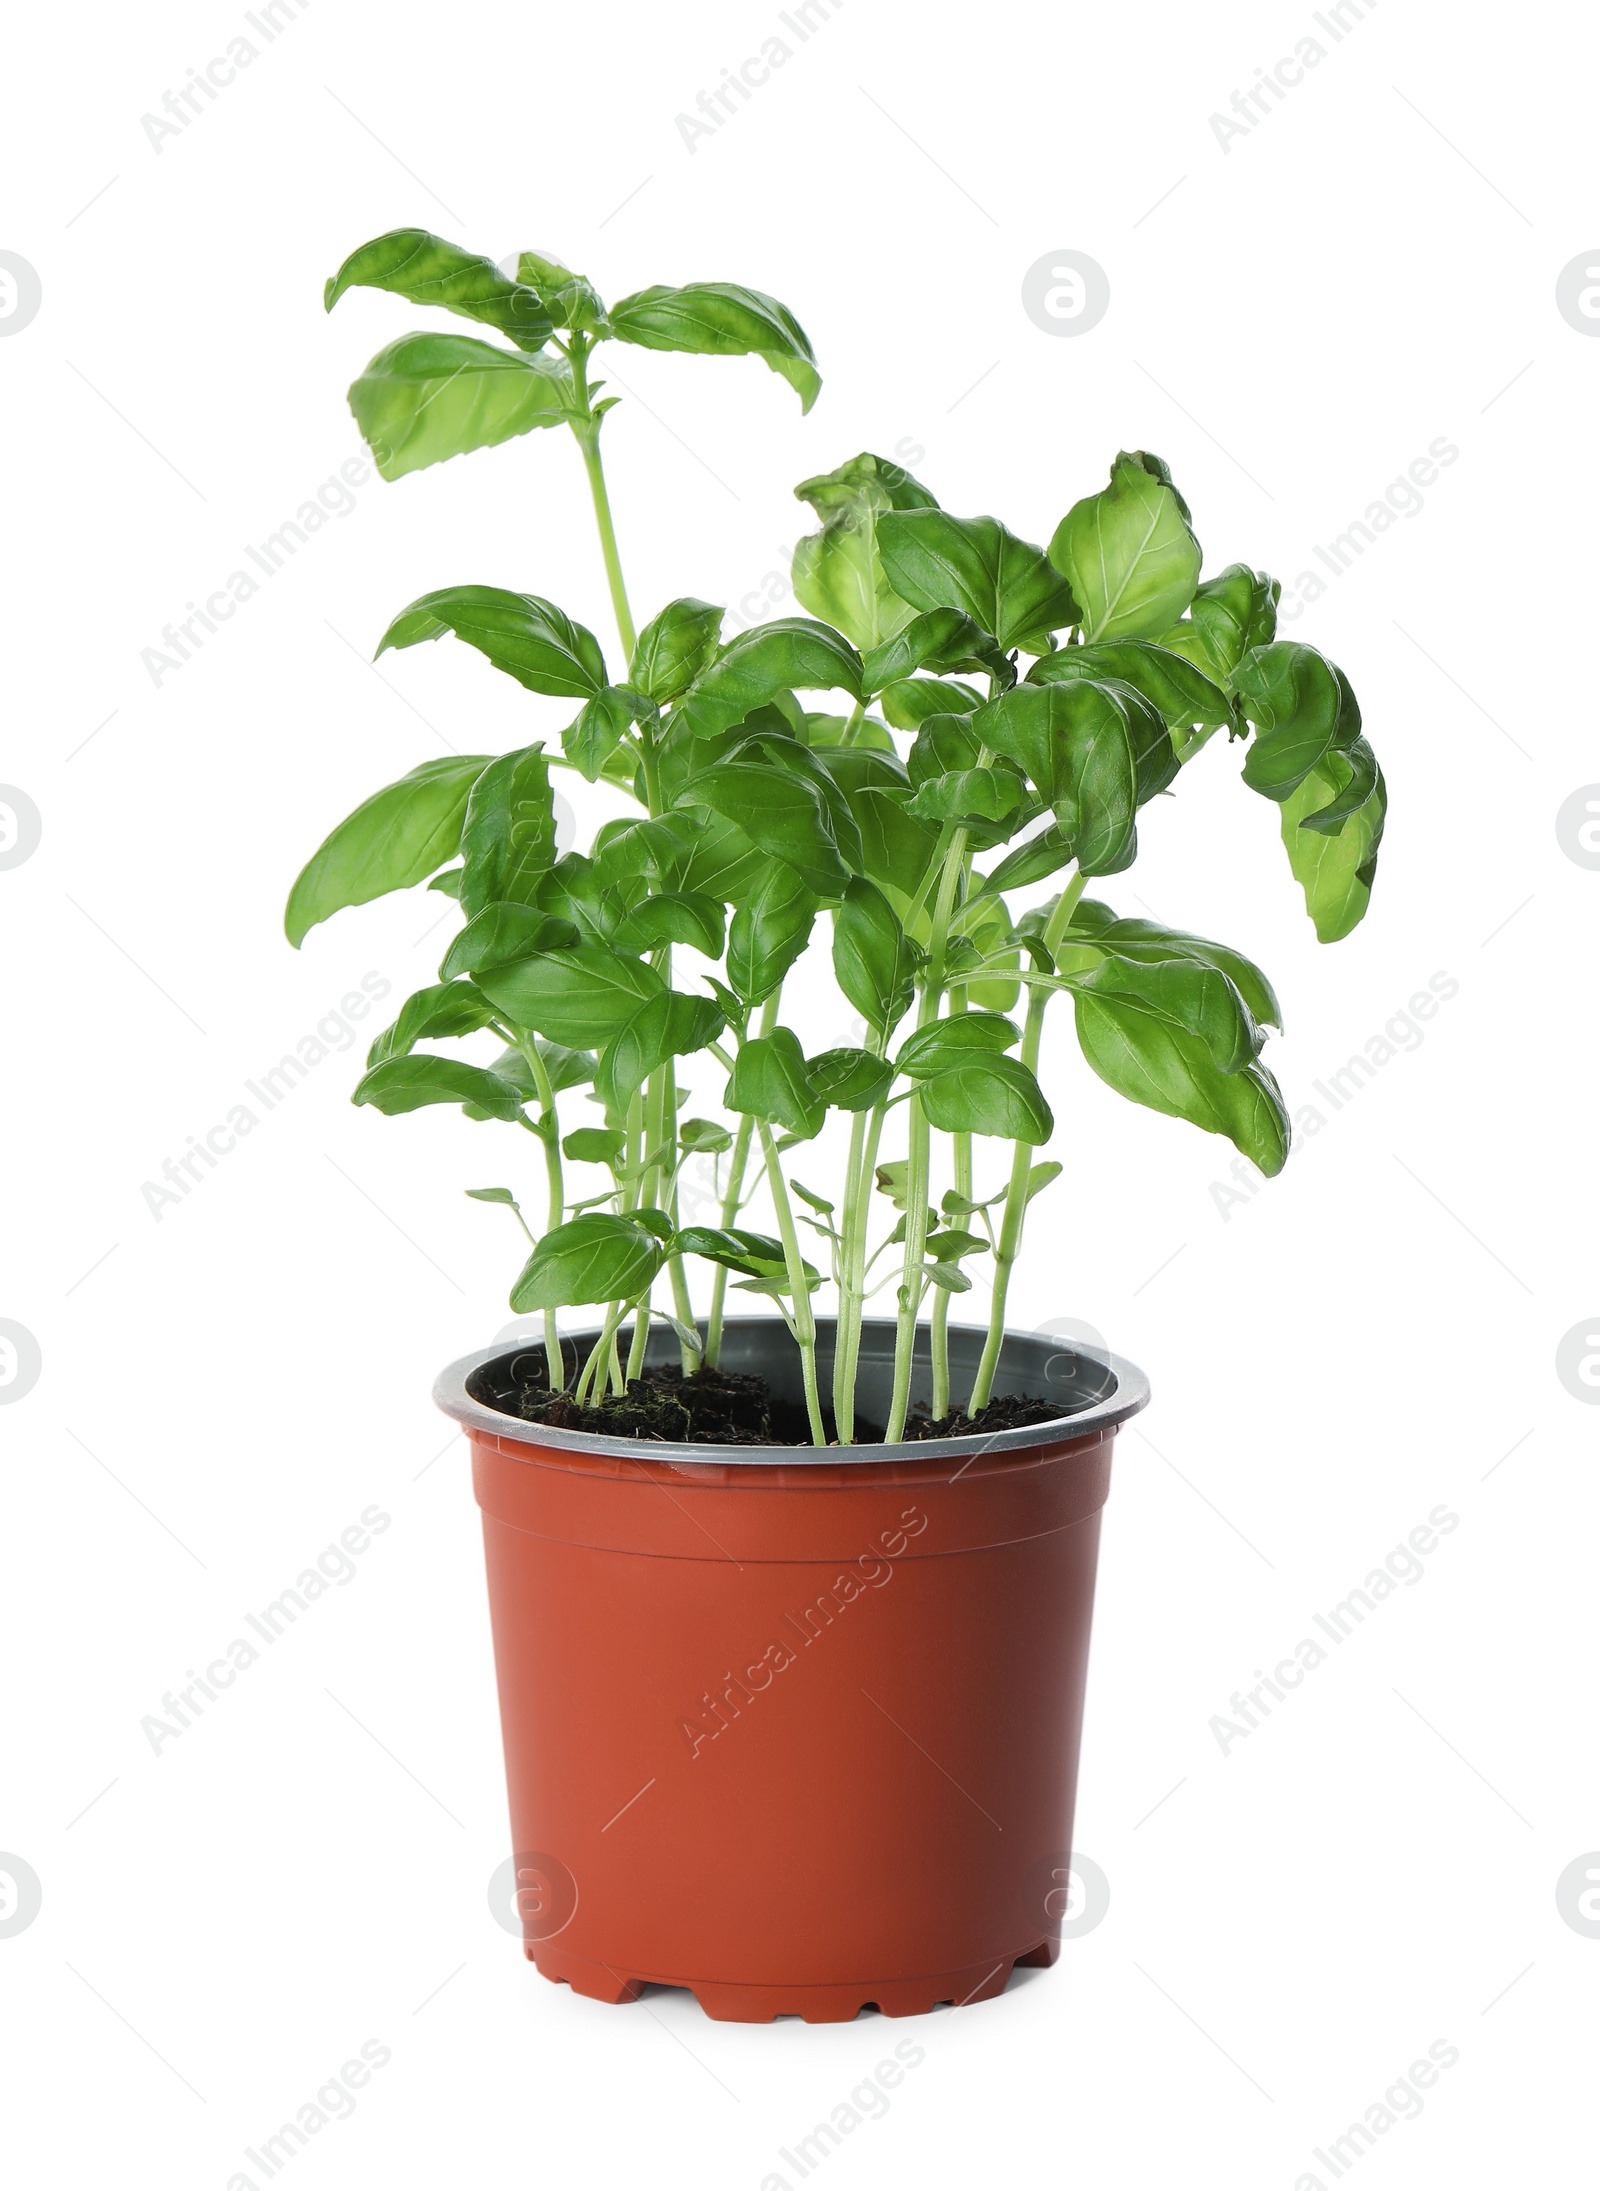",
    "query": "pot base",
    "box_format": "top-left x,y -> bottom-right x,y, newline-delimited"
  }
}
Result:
527,1937 -> 1060,2022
